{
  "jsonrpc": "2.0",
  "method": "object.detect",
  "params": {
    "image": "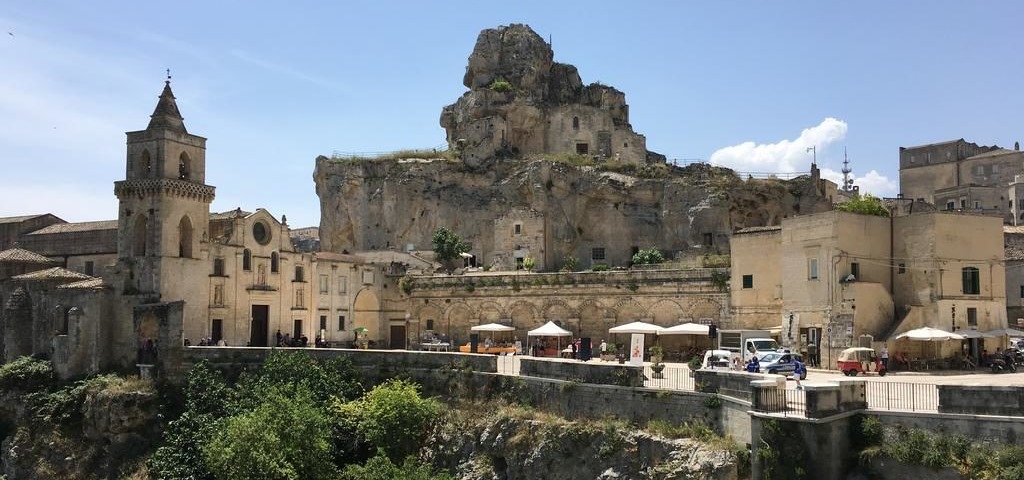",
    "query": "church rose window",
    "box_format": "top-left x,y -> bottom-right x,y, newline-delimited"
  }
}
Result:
253,221 -> 271,245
